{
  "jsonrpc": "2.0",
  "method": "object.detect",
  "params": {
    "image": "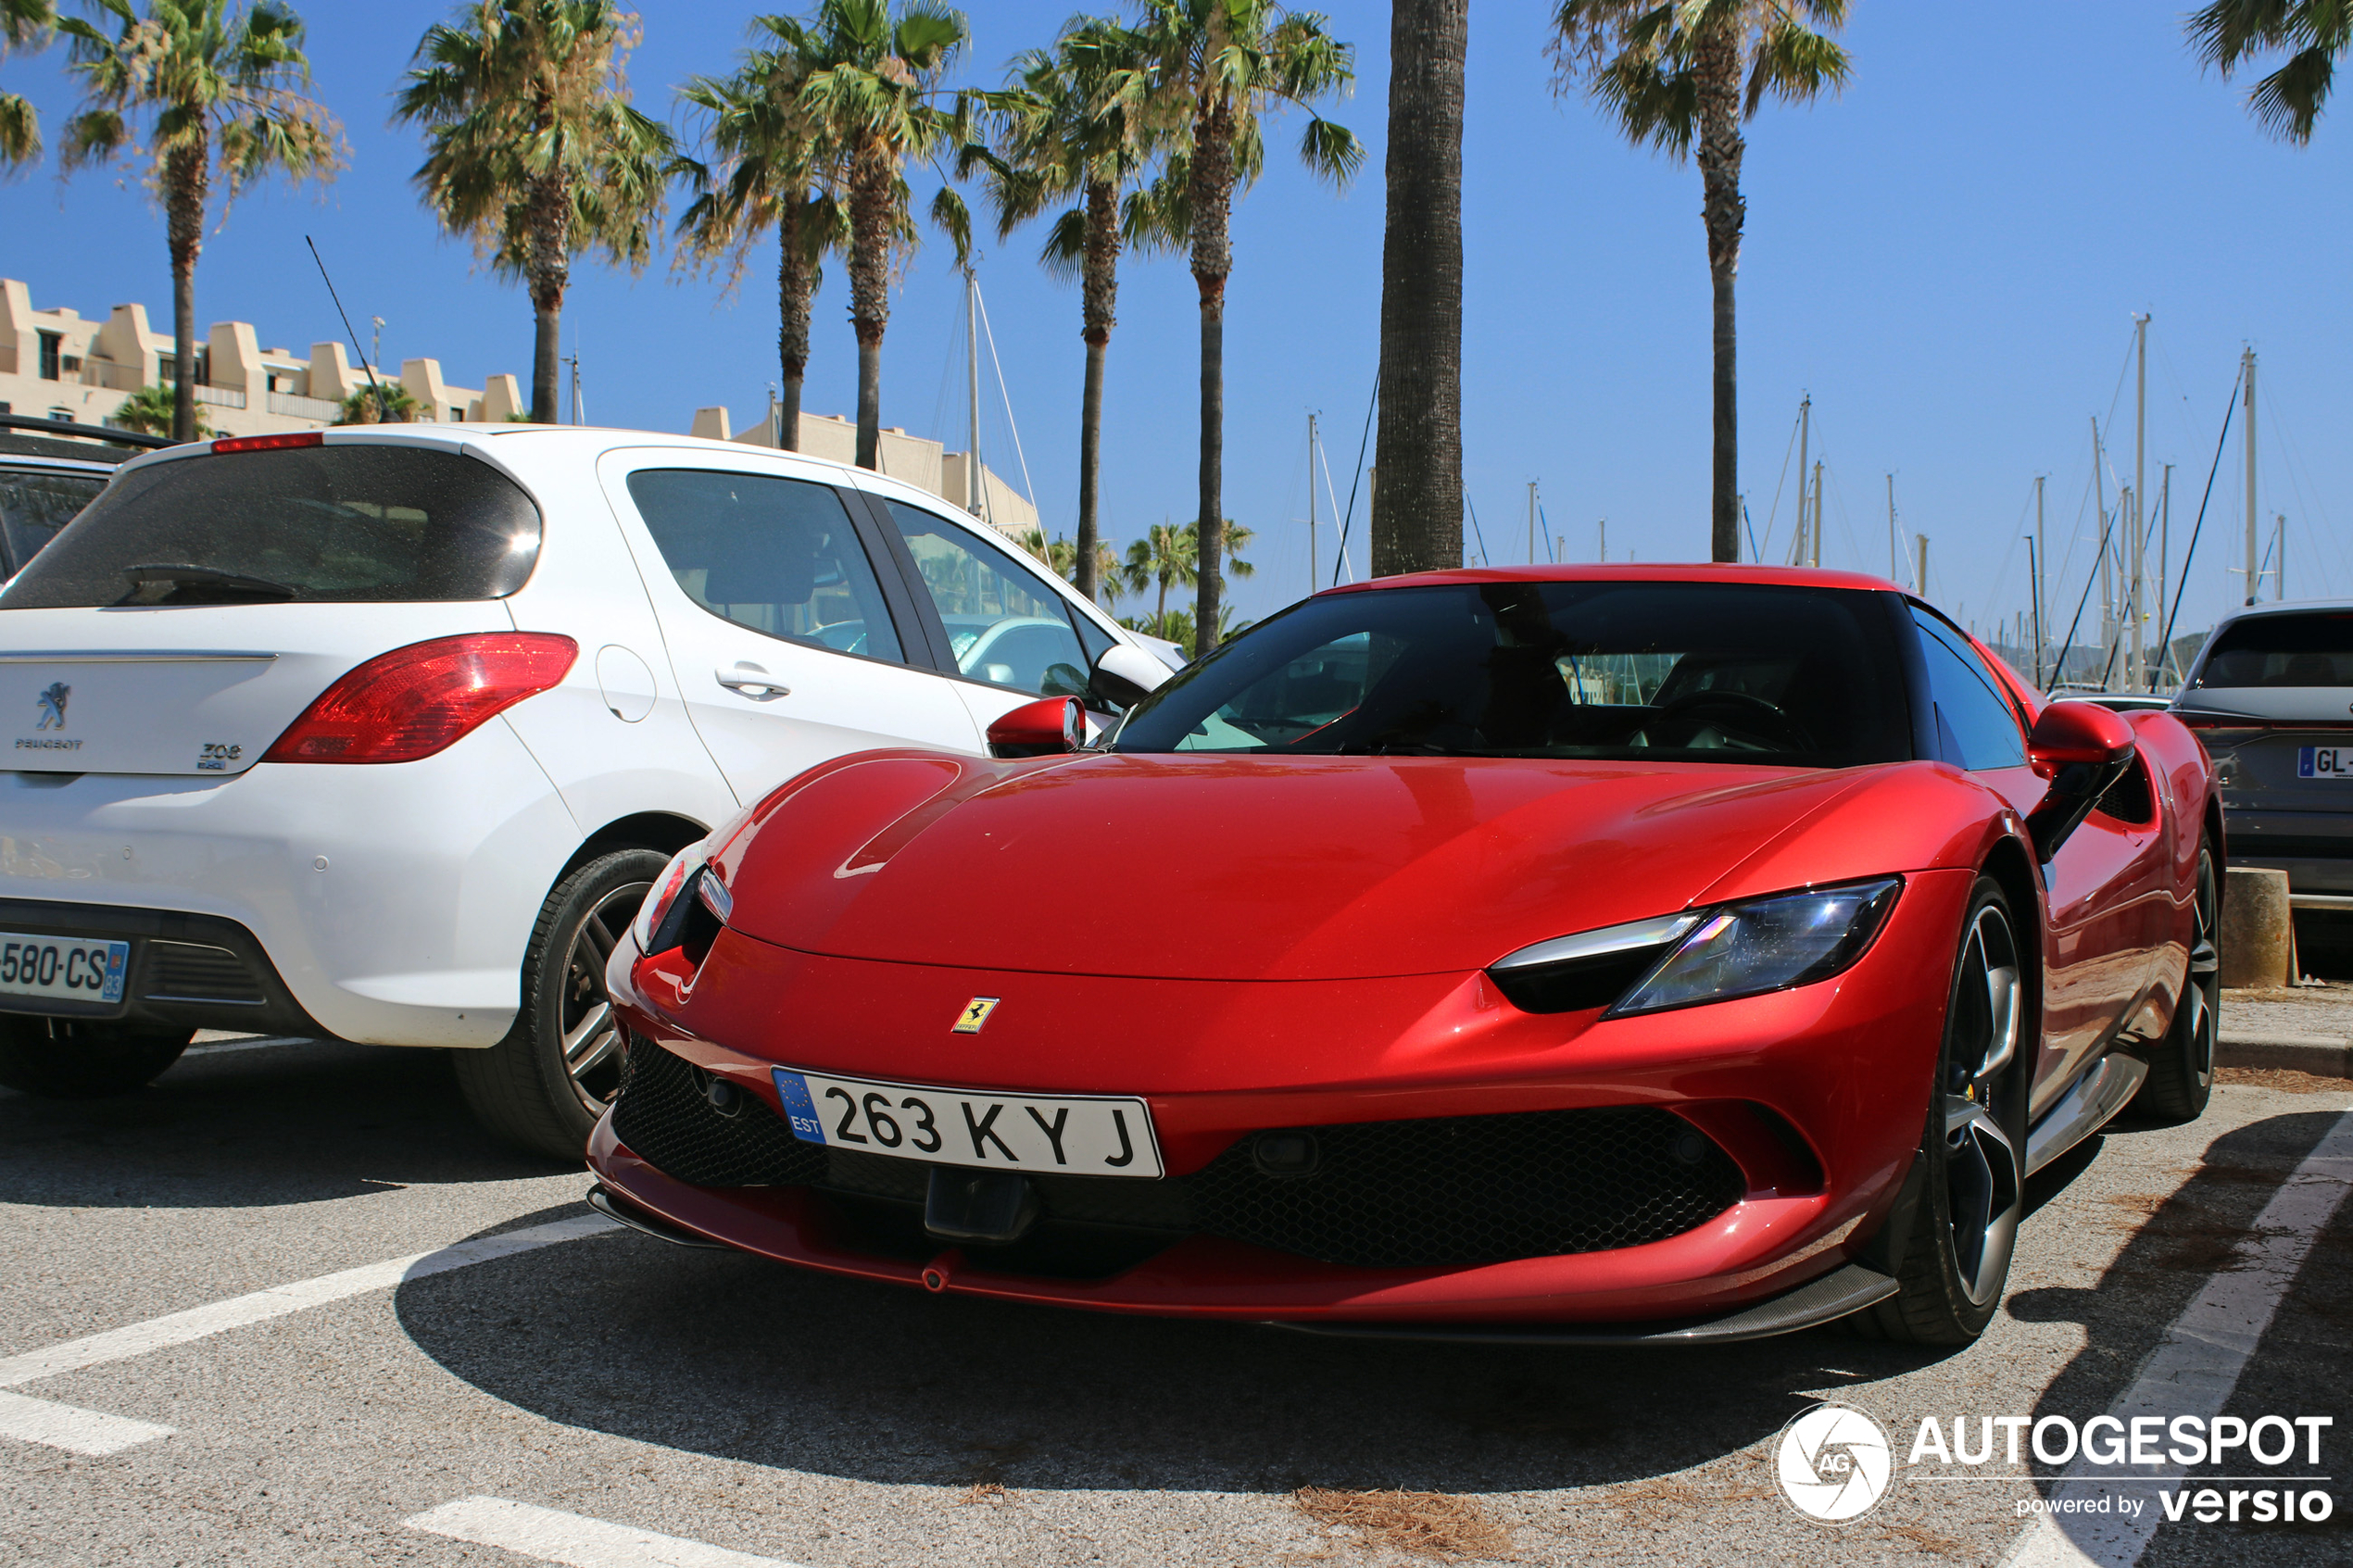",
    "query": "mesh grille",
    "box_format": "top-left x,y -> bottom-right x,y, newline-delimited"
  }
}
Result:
610,1038 -> 1742,1270
610,1035 -> 824,1187
138,941 -> 265,1004
1187,1108 -> 1743,1268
